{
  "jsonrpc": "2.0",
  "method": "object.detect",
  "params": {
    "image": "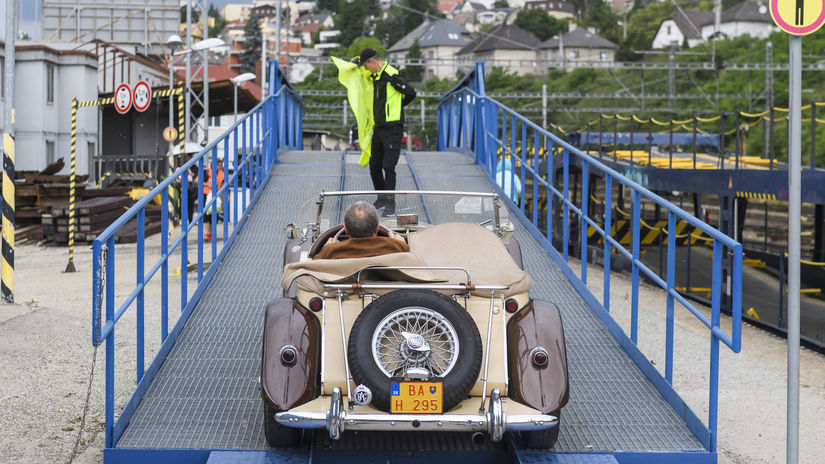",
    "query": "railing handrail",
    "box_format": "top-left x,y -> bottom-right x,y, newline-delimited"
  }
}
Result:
93,97 -> 270,247
438,63 -> 743,452
481,95 -> 741,251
